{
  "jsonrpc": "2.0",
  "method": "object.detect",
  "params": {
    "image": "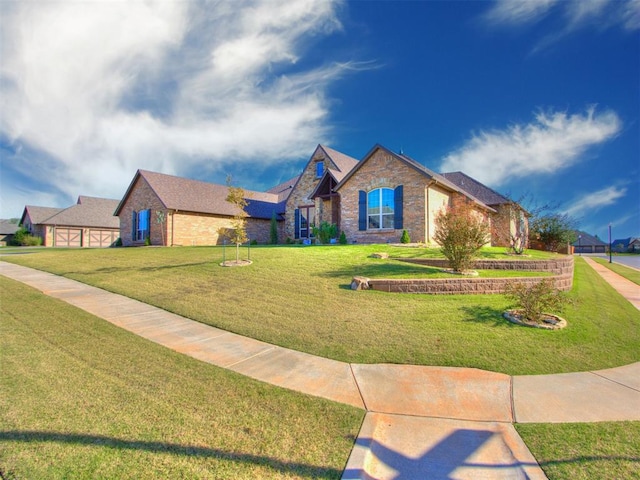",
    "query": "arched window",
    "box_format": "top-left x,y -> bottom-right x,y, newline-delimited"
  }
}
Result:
367,188 -> 394,229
